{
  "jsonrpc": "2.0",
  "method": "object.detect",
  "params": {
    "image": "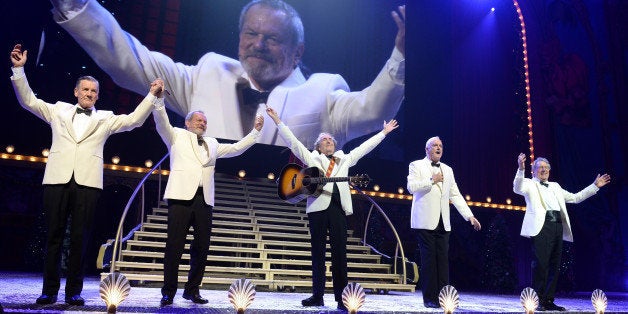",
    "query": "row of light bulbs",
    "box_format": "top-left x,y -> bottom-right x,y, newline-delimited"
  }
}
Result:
3,145 -> 523,208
